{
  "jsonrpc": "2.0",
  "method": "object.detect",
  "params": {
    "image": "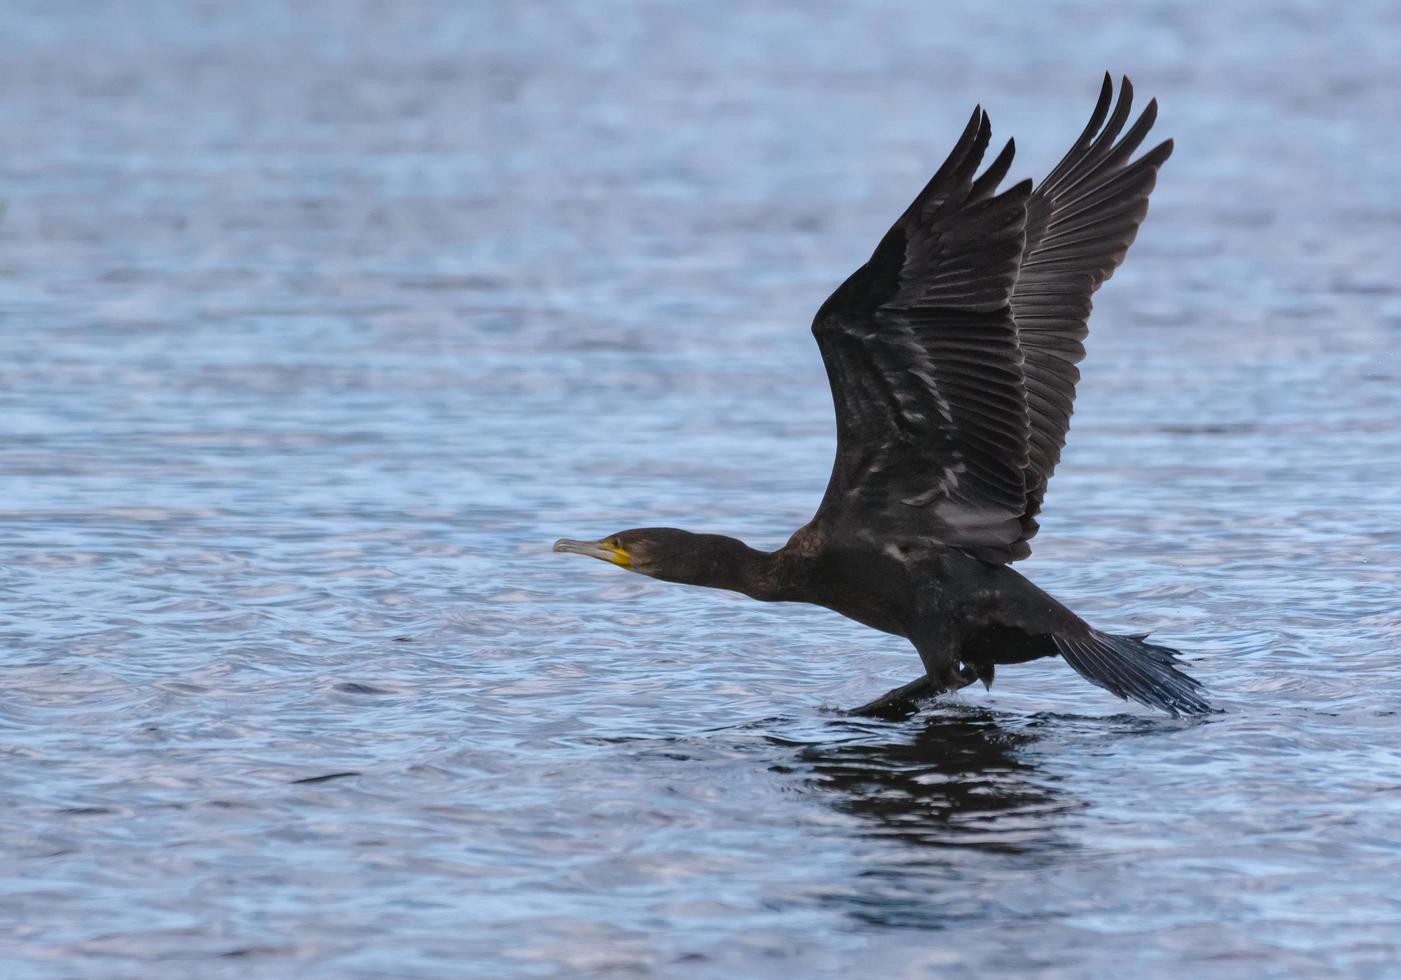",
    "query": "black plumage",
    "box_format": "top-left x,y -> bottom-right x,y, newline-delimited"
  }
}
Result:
555,76 -> 1208,719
